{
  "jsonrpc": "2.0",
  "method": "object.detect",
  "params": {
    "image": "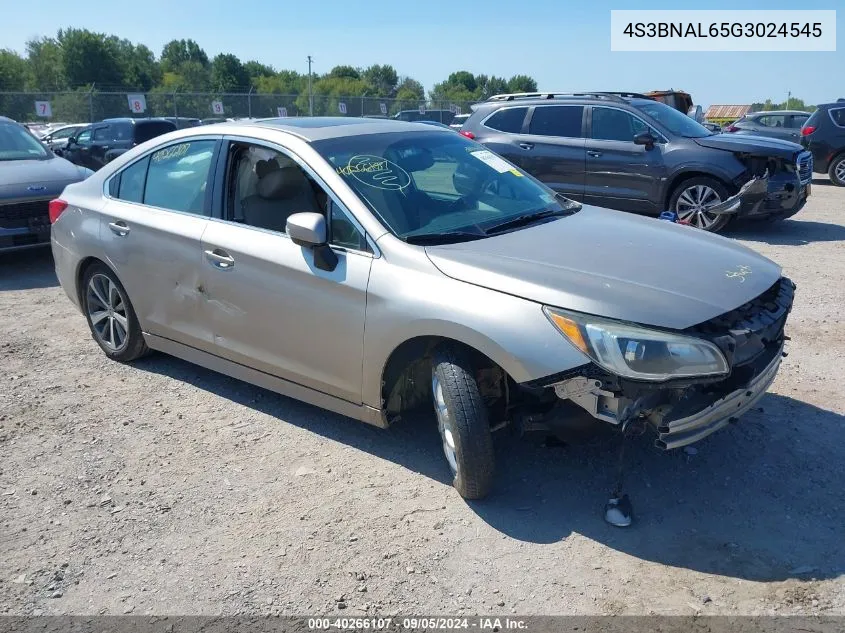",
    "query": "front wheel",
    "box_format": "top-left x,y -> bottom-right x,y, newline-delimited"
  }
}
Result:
829,154 -> 845,187
431,345 -> 495,500
669,177 -> 731,232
